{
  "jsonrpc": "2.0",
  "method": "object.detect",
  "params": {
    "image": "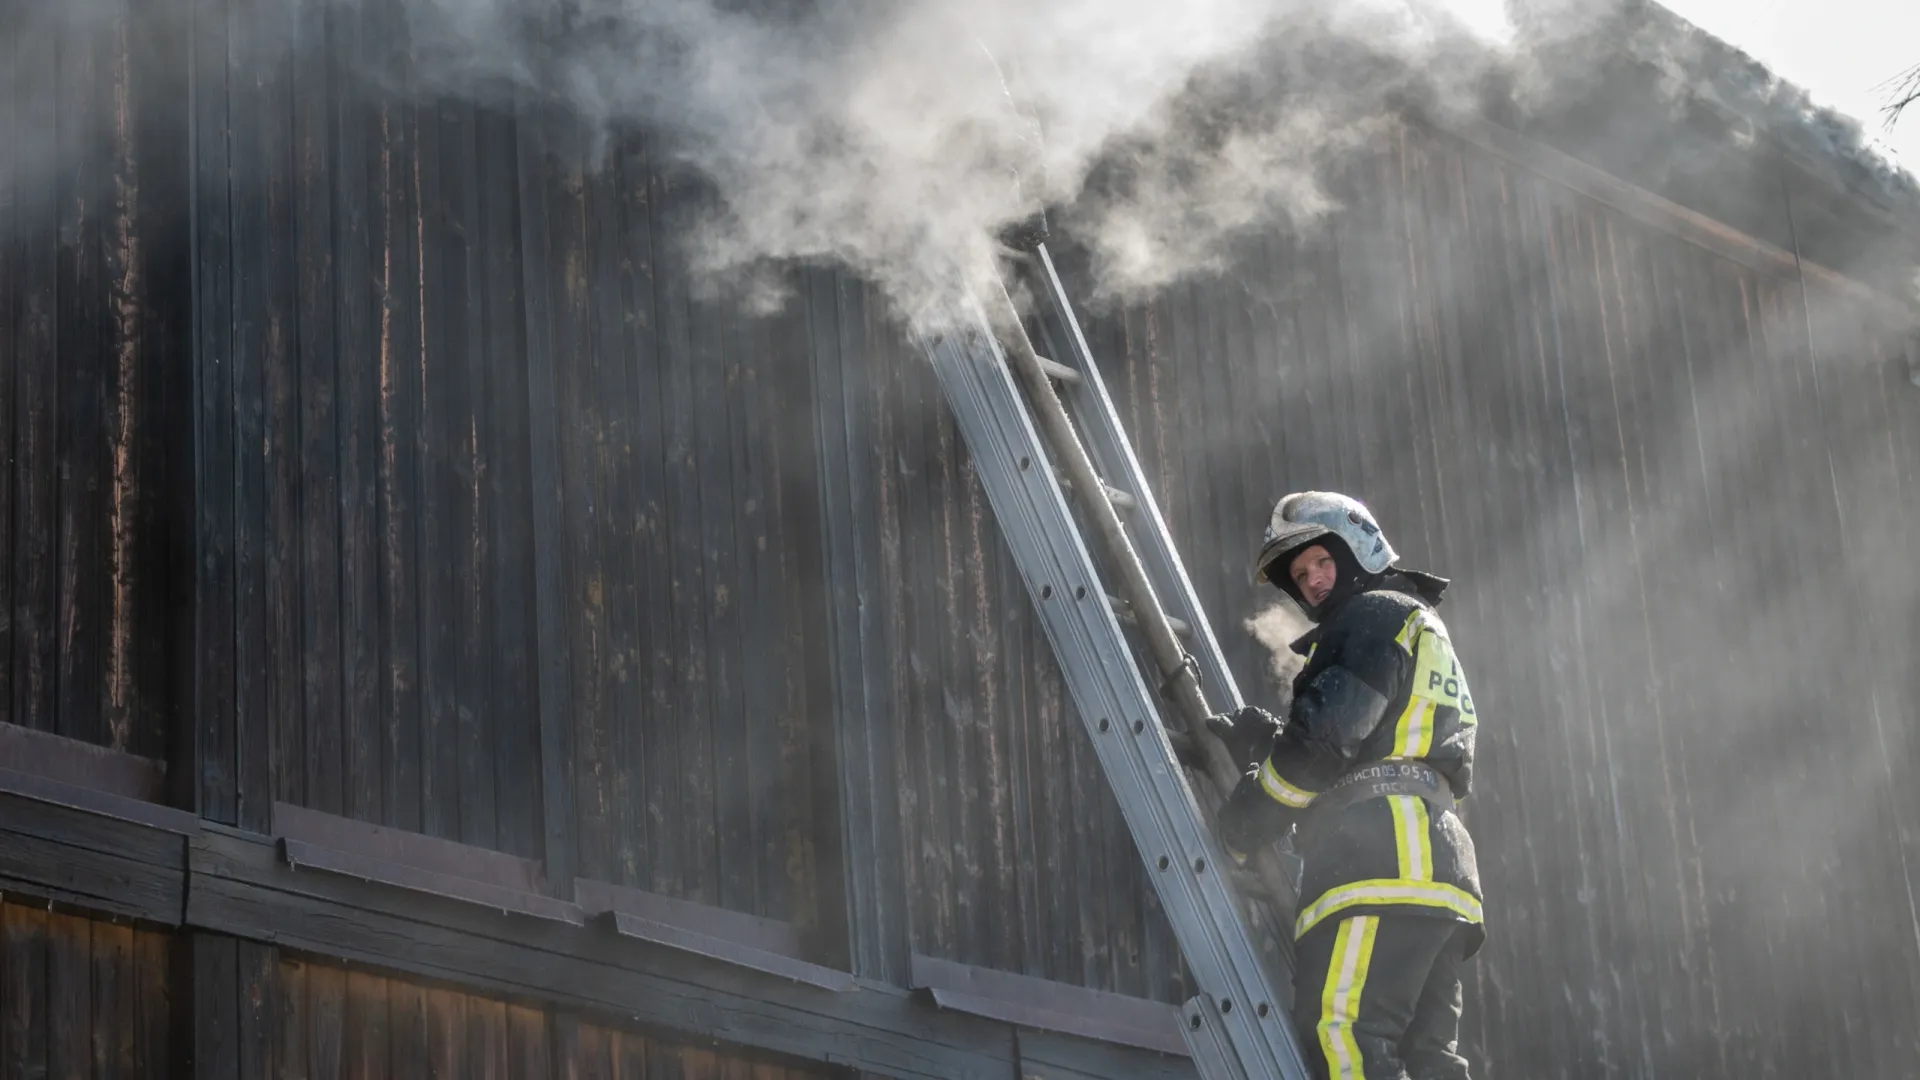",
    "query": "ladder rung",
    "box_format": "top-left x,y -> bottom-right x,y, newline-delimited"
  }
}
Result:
1034,355 -> 1082,385
1108,594 -> 1192,638
1055,471 -> 1138,513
